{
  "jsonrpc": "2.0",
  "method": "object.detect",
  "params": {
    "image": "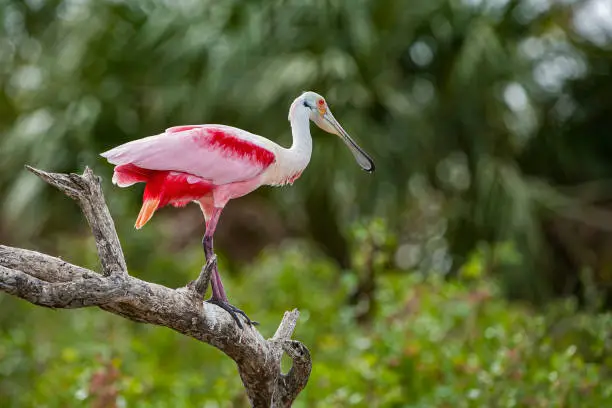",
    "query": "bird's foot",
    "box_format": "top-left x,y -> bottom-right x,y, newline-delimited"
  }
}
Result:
206,298 -> 259,329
